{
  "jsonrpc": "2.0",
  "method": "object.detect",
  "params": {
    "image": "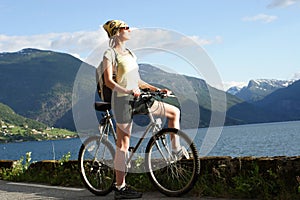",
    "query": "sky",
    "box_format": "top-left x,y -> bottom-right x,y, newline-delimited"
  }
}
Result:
0,0 -> 300,90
